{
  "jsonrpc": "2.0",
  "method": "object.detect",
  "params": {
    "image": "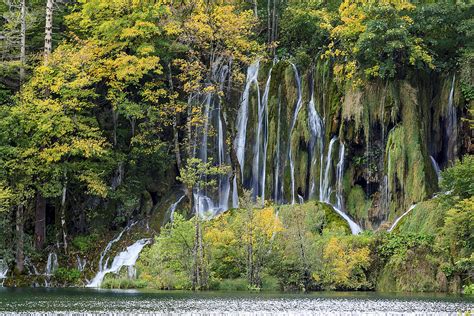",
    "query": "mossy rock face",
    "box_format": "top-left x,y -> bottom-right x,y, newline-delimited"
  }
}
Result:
376,247 -> 443,293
